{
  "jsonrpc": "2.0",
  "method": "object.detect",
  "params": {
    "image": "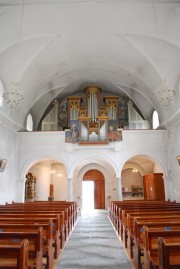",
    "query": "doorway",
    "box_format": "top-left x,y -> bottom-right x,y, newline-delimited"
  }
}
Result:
83,169 -> 105,209
82,181 -> 94,210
